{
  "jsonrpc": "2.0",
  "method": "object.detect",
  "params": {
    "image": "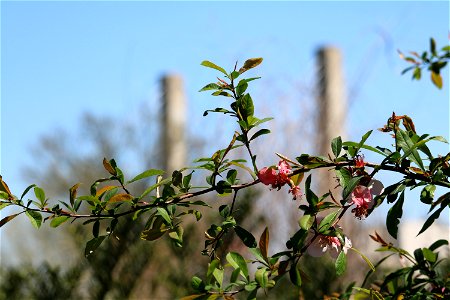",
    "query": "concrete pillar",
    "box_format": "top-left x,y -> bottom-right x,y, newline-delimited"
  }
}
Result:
316,47 -> 347,196
161,74 -> 186,174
